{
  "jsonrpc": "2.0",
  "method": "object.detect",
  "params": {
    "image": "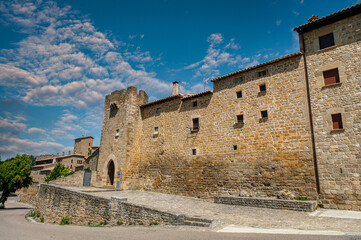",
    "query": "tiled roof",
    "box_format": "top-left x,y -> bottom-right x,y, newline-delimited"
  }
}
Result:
181,91 -> 213,101
74,136 -> 94,140
211,52 -> 302,82
140,94 -> 185,108
294,3 -> 361,33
